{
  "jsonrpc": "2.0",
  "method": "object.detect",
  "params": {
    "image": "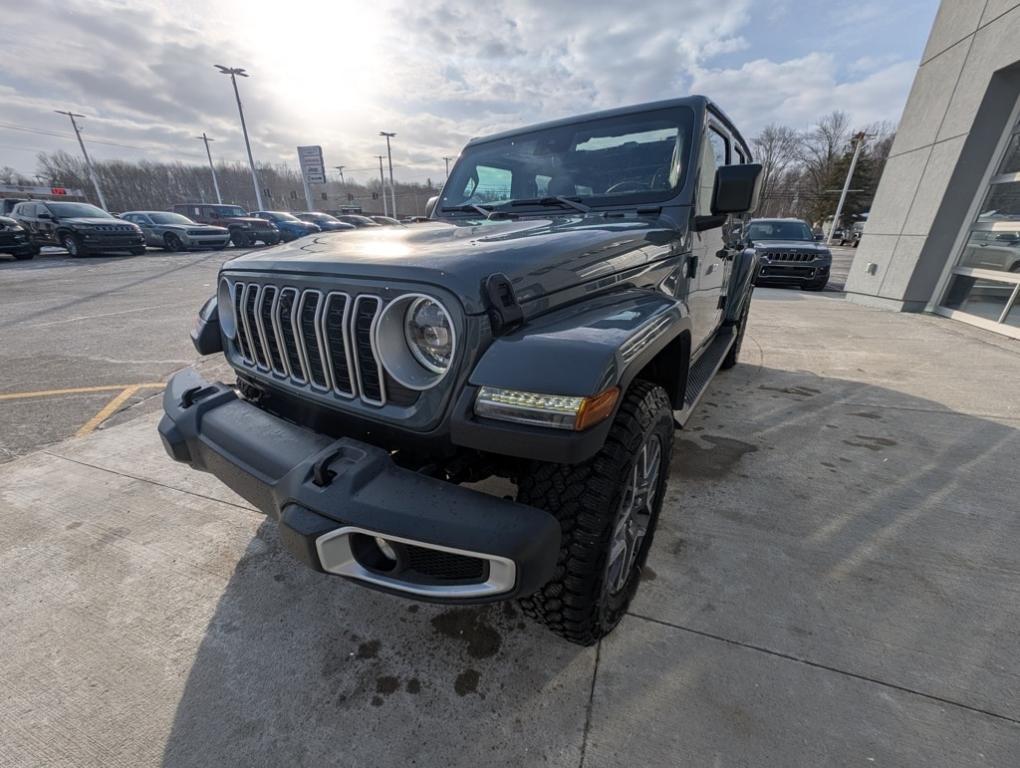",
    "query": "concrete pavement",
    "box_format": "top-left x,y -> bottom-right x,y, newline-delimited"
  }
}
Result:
1,289 -> 1018,766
